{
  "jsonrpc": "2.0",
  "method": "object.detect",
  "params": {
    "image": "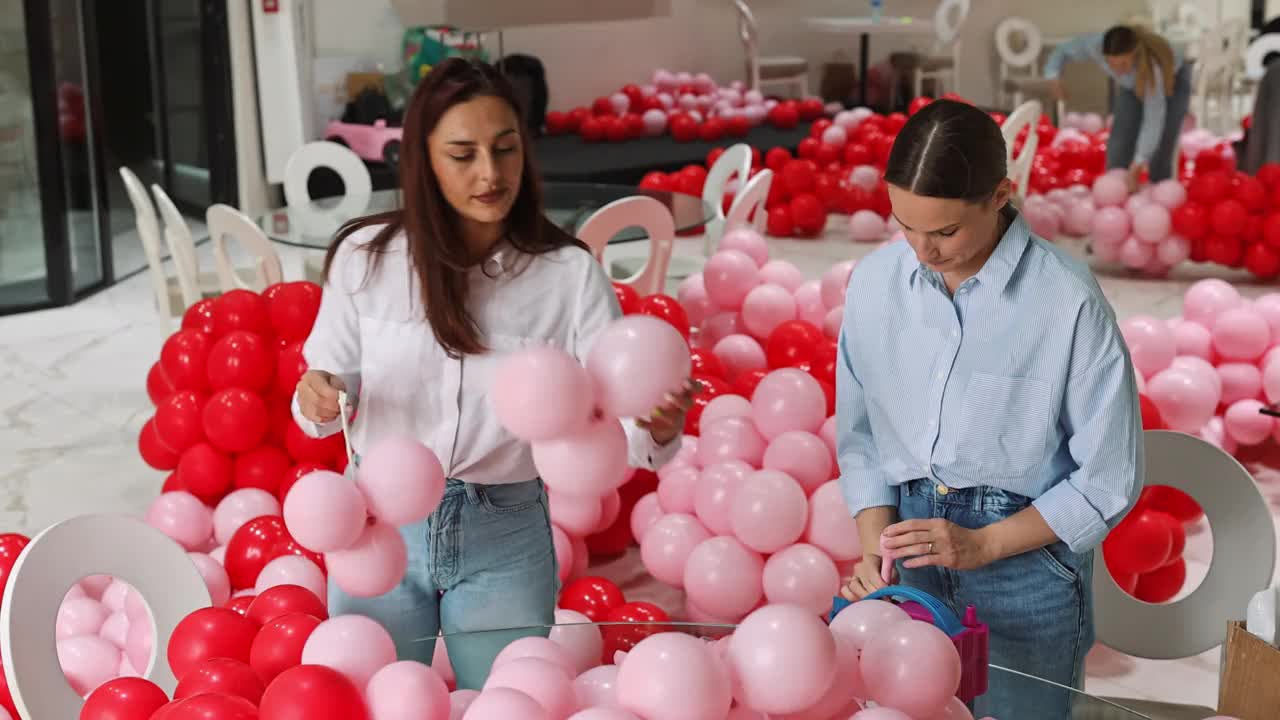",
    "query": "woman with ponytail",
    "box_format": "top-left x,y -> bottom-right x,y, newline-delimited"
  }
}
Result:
1045,25 -> 1191,185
